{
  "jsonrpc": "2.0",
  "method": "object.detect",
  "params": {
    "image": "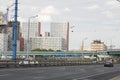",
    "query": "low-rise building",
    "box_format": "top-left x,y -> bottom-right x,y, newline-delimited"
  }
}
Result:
30,37 -> 66,51
90,40 -> 107,51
